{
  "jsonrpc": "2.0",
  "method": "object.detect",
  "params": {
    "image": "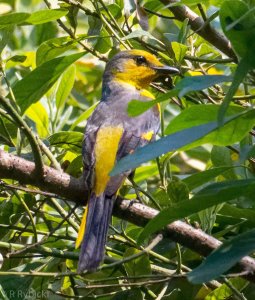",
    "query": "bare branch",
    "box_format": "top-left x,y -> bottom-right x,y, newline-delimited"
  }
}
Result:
0,149 -> 86,202
160,0 -> 237,60
1,150 -> 255,283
